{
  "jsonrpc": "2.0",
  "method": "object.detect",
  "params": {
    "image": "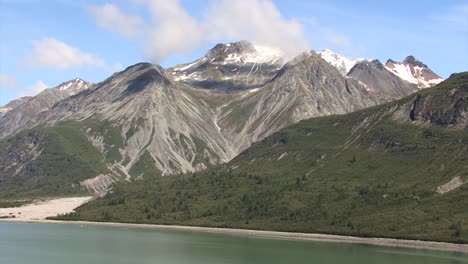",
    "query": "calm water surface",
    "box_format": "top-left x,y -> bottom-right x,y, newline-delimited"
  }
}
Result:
1,222 -> 467,264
